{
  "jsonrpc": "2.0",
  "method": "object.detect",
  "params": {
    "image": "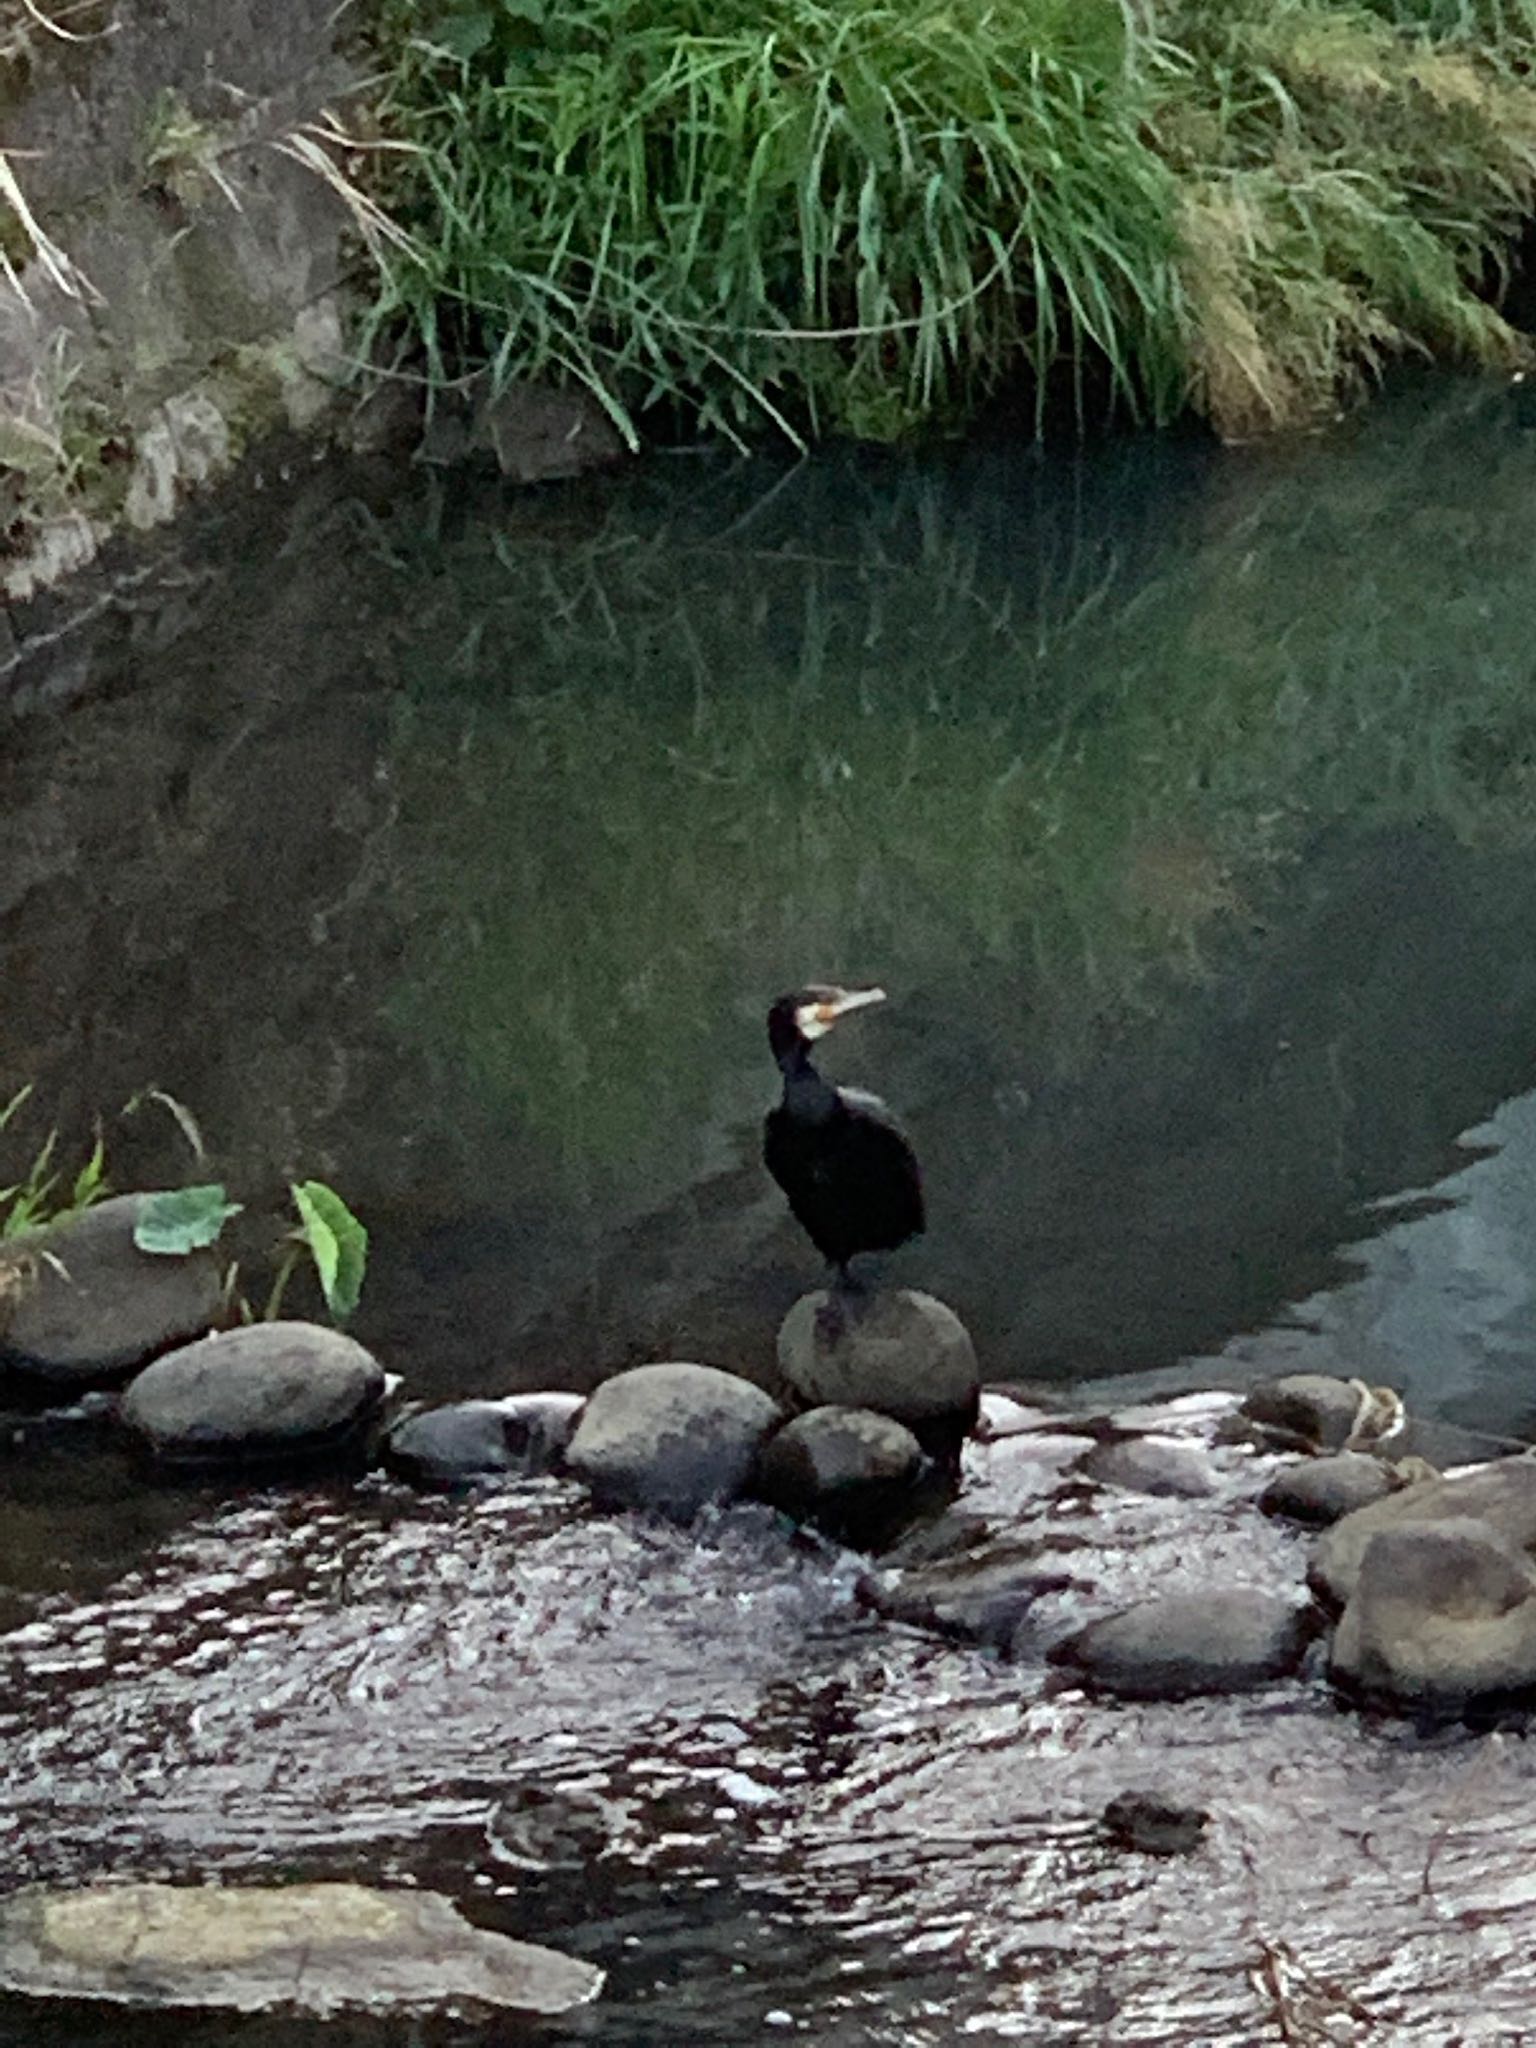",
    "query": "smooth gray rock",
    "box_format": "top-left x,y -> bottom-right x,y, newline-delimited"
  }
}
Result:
1240,1374 -> 1375,1452
565,1362 -> 780,1522
1078,1436 -> 1217,1499
778,1288 -> 978,1443
0,1194 -> 222,1384
384,1393 -> 583,1489
1330,1519 -> 1536,1714
1312,1459 -> 1536,1609
120,1322 -> 386,1465
1102,1793 -> 1209,1857
1260,1451 -> 1402,1528
860,1532 -> 1087,1649
0,1881 -> 602,2017
1052,1589 -> 1314,1701
755,1406 -> 931,1548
